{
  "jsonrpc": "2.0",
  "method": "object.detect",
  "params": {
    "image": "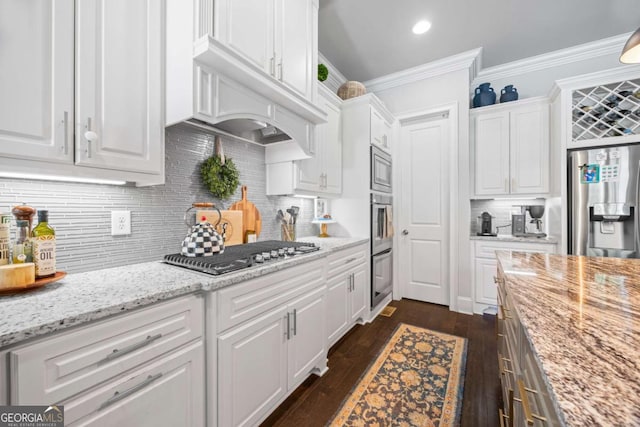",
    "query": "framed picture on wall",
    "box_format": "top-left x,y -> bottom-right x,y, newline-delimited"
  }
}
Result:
314,198 -> 329,219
